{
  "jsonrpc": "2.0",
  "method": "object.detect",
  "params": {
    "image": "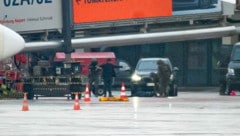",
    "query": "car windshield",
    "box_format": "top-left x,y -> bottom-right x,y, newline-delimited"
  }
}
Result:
232,47 -> 240,61
137,60 -> 158,71
137,59 -> 172,71
138,61 -> 157,71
